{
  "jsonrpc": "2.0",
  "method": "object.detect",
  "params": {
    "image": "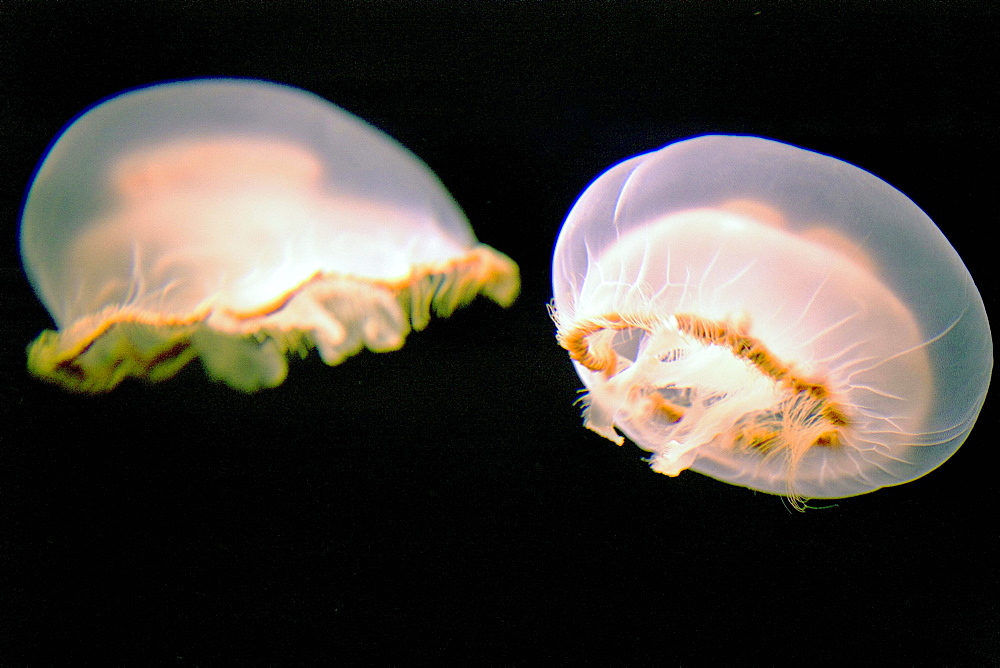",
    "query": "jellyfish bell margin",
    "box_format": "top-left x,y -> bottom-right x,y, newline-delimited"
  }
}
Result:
19,79 -> 519,393
550,135 -> 992,508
